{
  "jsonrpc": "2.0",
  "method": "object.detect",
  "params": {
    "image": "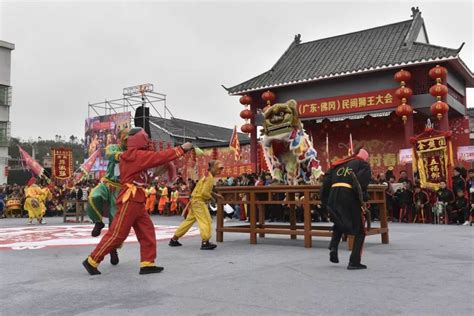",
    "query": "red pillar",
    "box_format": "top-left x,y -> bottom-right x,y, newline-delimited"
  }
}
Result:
404,115 -> 415,179
250,103 -> 258,173
439,115 -> 449,131
404,115 -> 414,147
